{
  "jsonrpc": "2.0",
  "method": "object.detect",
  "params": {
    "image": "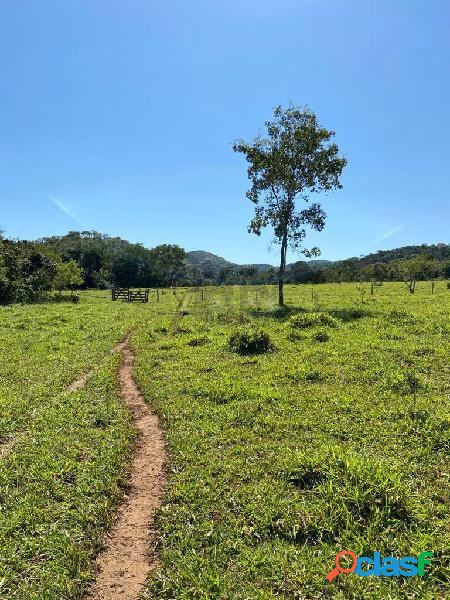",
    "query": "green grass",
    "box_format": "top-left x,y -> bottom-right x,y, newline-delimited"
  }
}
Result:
0,294 -> 148,444
0,282 -> 449,599
131,282 -> 450,599
0,292 -> 164,599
